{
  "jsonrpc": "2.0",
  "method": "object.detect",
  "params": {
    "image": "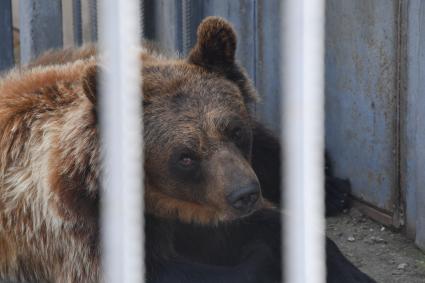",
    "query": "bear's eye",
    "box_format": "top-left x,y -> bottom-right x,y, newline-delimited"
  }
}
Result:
231,127 -> 243,141
225,123 -> 252,158
179,155 -> 194,167
169,148 -> 202,182
176,151 -> 199,170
